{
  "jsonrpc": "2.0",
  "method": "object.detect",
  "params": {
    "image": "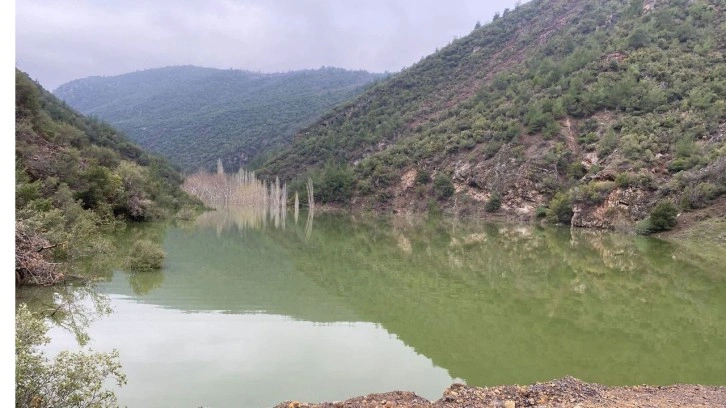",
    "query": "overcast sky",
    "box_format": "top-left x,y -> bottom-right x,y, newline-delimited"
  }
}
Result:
16,0 -> 524,91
